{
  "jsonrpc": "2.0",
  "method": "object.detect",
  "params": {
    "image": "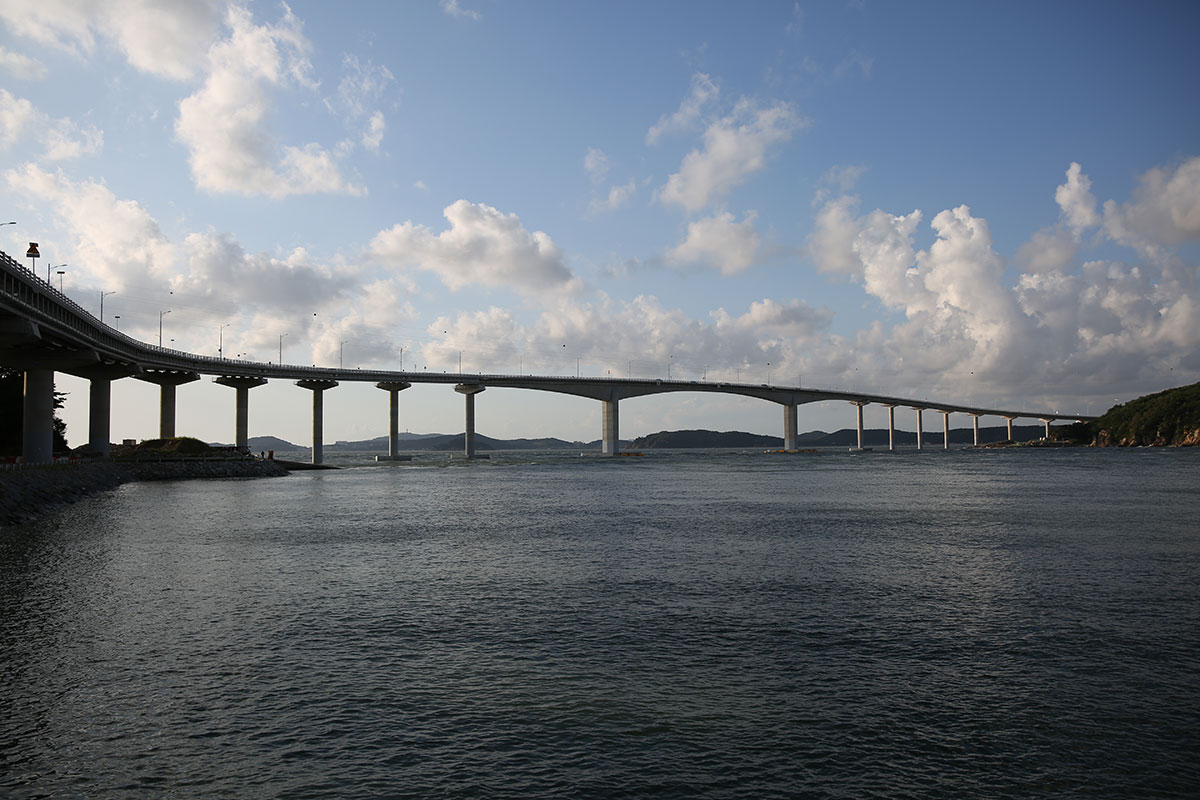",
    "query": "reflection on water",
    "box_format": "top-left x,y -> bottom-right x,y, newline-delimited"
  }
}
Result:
2,448 -> 1198,797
